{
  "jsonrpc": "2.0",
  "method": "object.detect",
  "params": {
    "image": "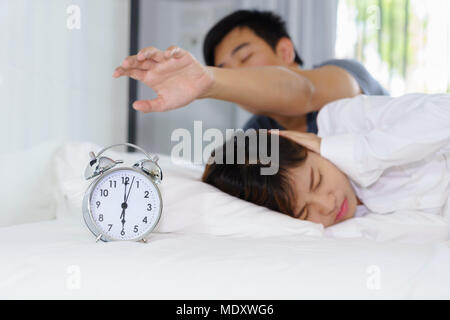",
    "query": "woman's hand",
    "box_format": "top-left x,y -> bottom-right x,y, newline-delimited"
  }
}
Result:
270,130 -> 322,154
113,46 -> 214,113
